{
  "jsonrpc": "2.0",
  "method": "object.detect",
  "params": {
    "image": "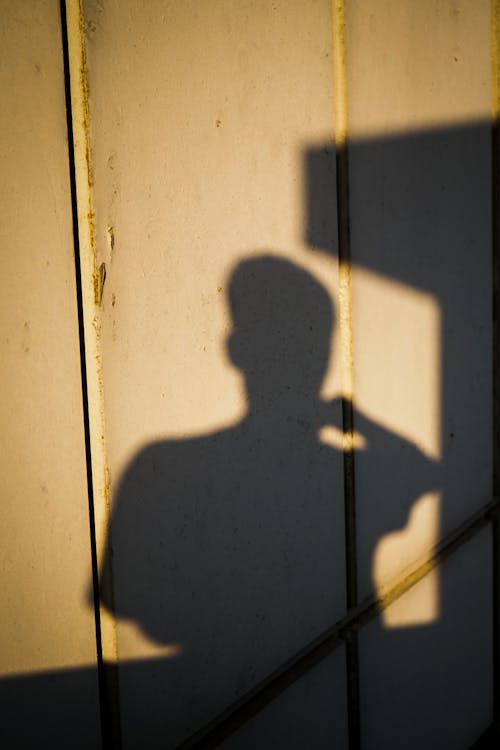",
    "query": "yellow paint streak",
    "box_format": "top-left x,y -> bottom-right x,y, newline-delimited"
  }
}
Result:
376,532 -> 442,616
339,261 -> 354,406
332,0 -> 348,150
332,0 -> 355,417
64,1 -> 118,669
492,0 -> 500,123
